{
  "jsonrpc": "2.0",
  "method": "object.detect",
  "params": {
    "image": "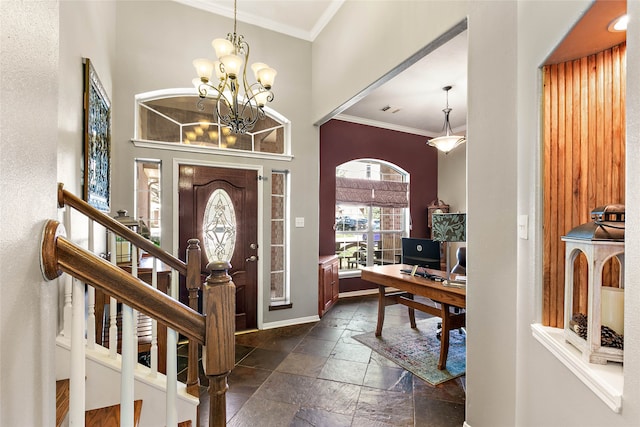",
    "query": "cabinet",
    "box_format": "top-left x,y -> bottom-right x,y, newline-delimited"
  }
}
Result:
318,255 -> 339,317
